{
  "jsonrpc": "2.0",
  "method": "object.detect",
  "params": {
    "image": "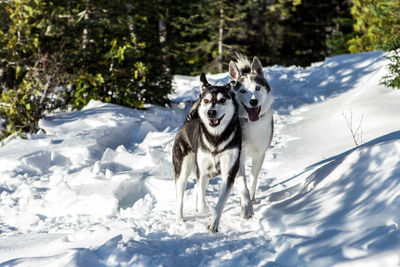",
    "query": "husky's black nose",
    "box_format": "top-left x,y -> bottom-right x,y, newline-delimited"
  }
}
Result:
208,109 -> 217,118
250,99 -> 258,107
